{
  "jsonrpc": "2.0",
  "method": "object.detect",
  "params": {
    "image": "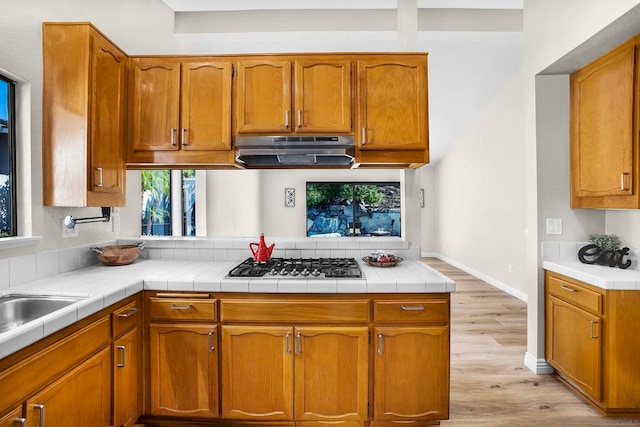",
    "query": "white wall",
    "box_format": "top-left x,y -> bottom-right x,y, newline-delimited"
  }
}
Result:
427,66 -> 527,298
